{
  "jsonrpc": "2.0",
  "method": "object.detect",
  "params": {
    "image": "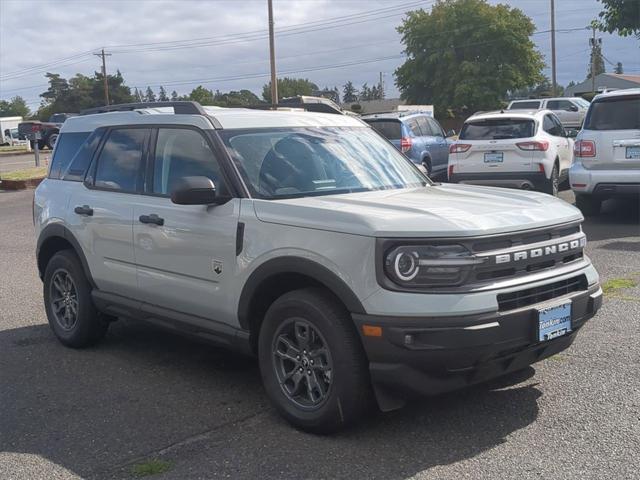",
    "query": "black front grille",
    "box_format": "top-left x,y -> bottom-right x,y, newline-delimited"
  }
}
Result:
497,275 -> 588,311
